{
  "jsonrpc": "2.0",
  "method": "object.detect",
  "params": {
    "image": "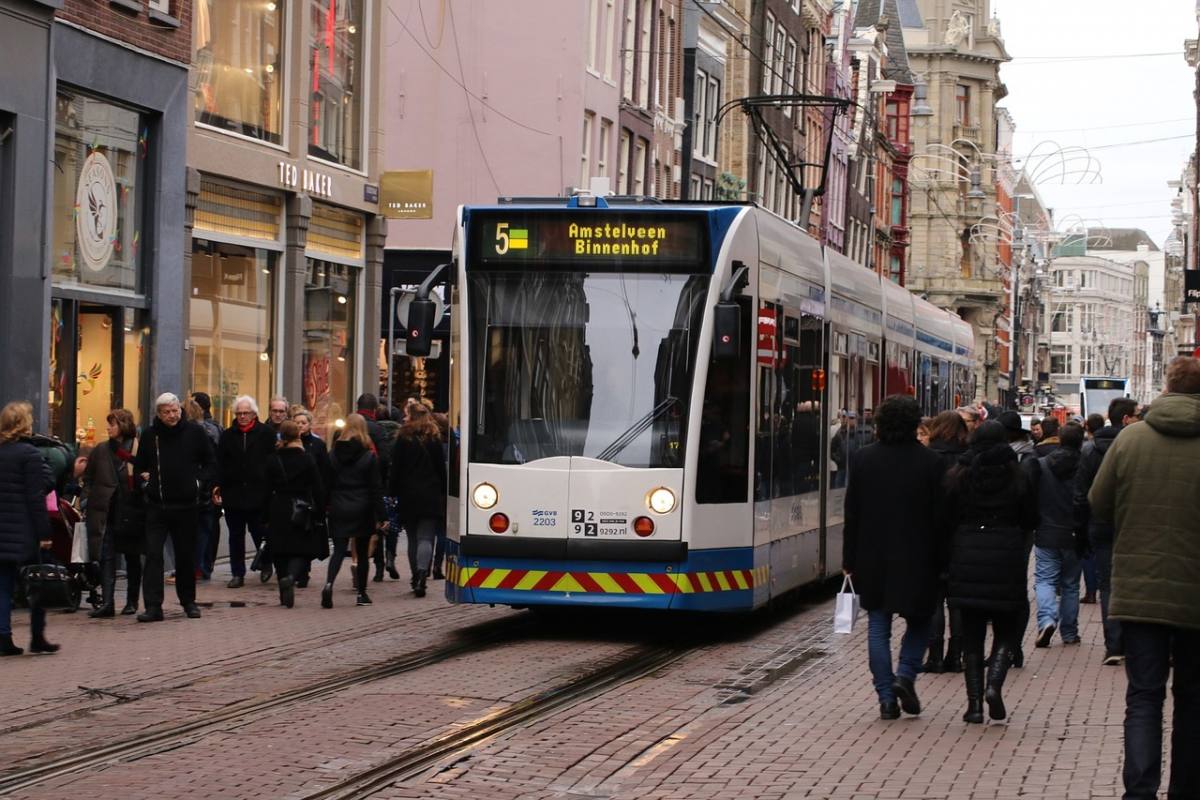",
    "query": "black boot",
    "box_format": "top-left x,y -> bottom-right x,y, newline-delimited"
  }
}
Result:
279,576 -> 295,608
321,583 -> 333,609
373,562 -> 384,583
1010,645 -> 1024,669
413,569 -> 428,598
923,639 -> 944,674
986,645 -> 1010,720
30,634 -> 60,654
123,561 -> 141,615
91,552 -> 116,618
943,637 -> 963,673
89,602 -> 114,618
0,635 -> 23,656
386,556 -> 400,580
962,652 -> 984,724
